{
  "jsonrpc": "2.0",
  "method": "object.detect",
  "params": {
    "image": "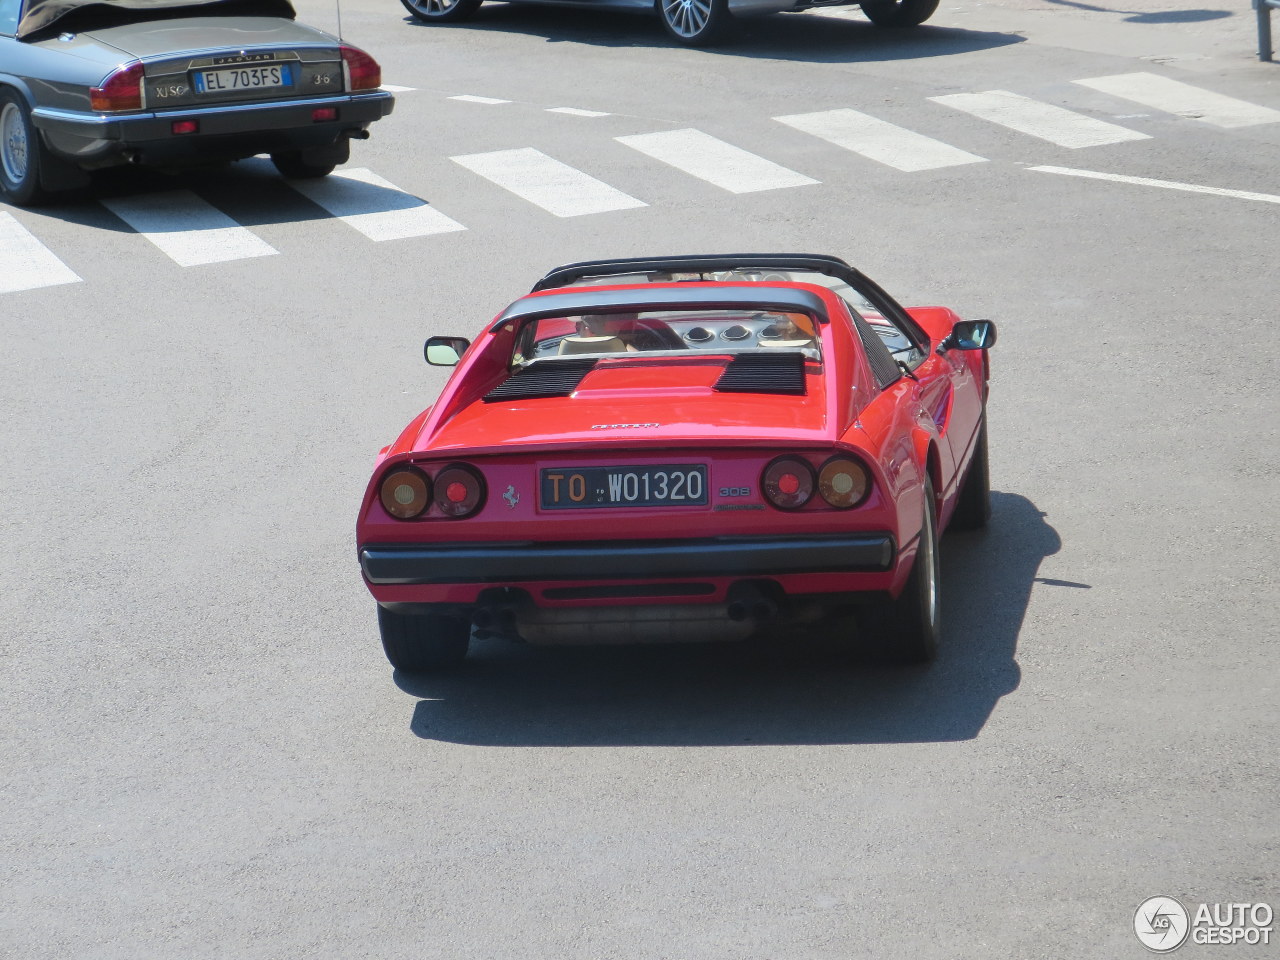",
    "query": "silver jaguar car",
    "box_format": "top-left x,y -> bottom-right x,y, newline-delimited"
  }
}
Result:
0,0 -> 395,205
399,0 -> 939,47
